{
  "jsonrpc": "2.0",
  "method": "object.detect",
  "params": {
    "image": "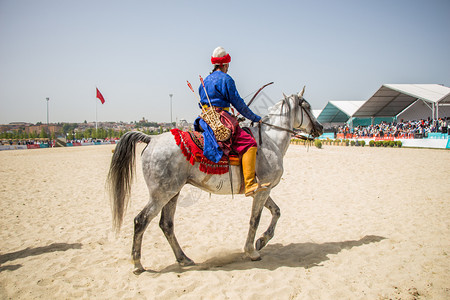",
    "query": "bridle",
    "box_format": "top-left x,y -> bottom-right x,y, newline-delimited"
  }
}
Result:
261,95 -> 316,137
297,96 -> 319,137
